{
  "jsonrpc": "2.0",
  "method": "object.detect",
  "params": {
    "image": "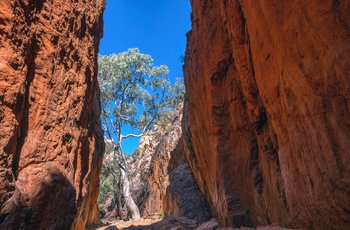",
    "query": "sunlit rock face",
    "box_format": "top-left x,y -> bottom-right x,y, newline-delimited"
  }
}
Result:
0,0 -> 105,229
184,0 -> 350,228
121,106 -> 211,224
126,108 -> 184,218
